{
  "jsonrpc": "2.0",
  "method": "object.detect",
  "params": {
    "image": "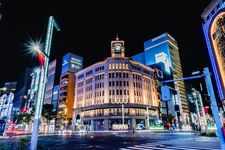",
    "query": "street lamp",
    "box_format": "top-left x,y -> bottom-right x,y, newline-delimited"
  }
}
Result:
30,16 -> 60,150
